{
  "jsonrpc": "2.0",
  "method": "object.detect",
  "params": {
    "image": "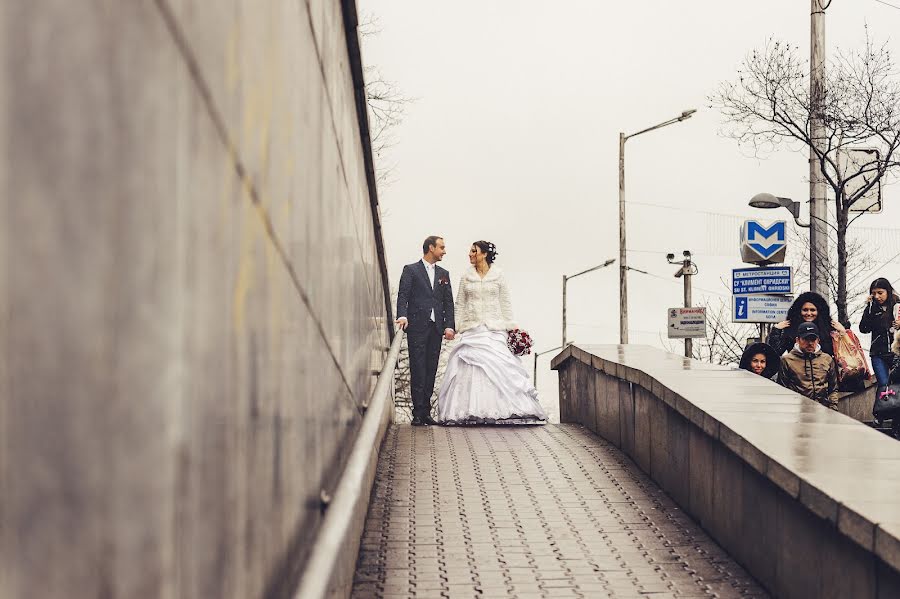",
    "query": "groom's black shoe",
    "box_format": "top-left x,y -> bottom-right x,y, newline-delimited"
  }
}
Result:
411,417 -> 427,426
424,416 -> 439,426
